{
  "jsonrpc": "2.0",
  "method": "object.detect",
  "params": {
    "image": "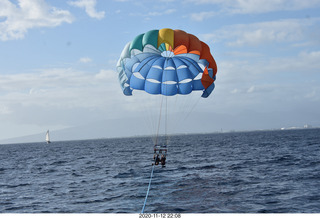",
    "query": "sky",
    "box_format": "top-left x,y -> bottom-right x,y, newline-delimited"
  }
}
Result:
1,0 -> 320,141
